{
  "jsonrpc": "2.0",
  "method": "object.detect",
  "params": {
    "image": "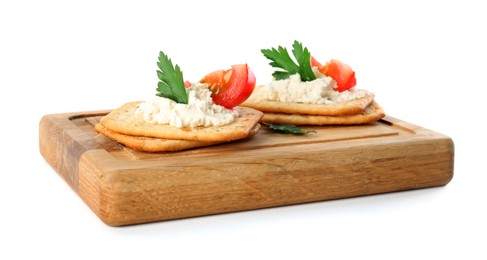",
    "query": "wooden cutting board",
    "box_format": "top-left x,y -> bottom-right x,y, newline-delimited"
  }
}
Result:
39,110 -> 454,226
